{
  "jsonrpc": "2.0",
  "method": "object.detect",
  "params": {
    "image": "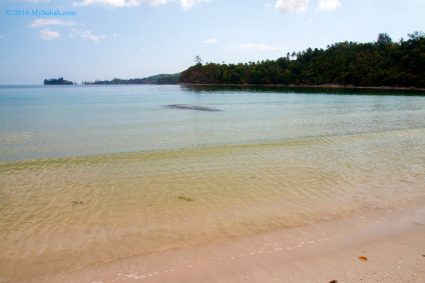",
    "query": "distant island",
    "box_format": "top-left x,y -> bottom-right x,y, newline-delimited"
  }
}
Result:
180,32 -> 425,89
82,73 -> 180,85
44,77 -> 75,85
43,74 -> 180,86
